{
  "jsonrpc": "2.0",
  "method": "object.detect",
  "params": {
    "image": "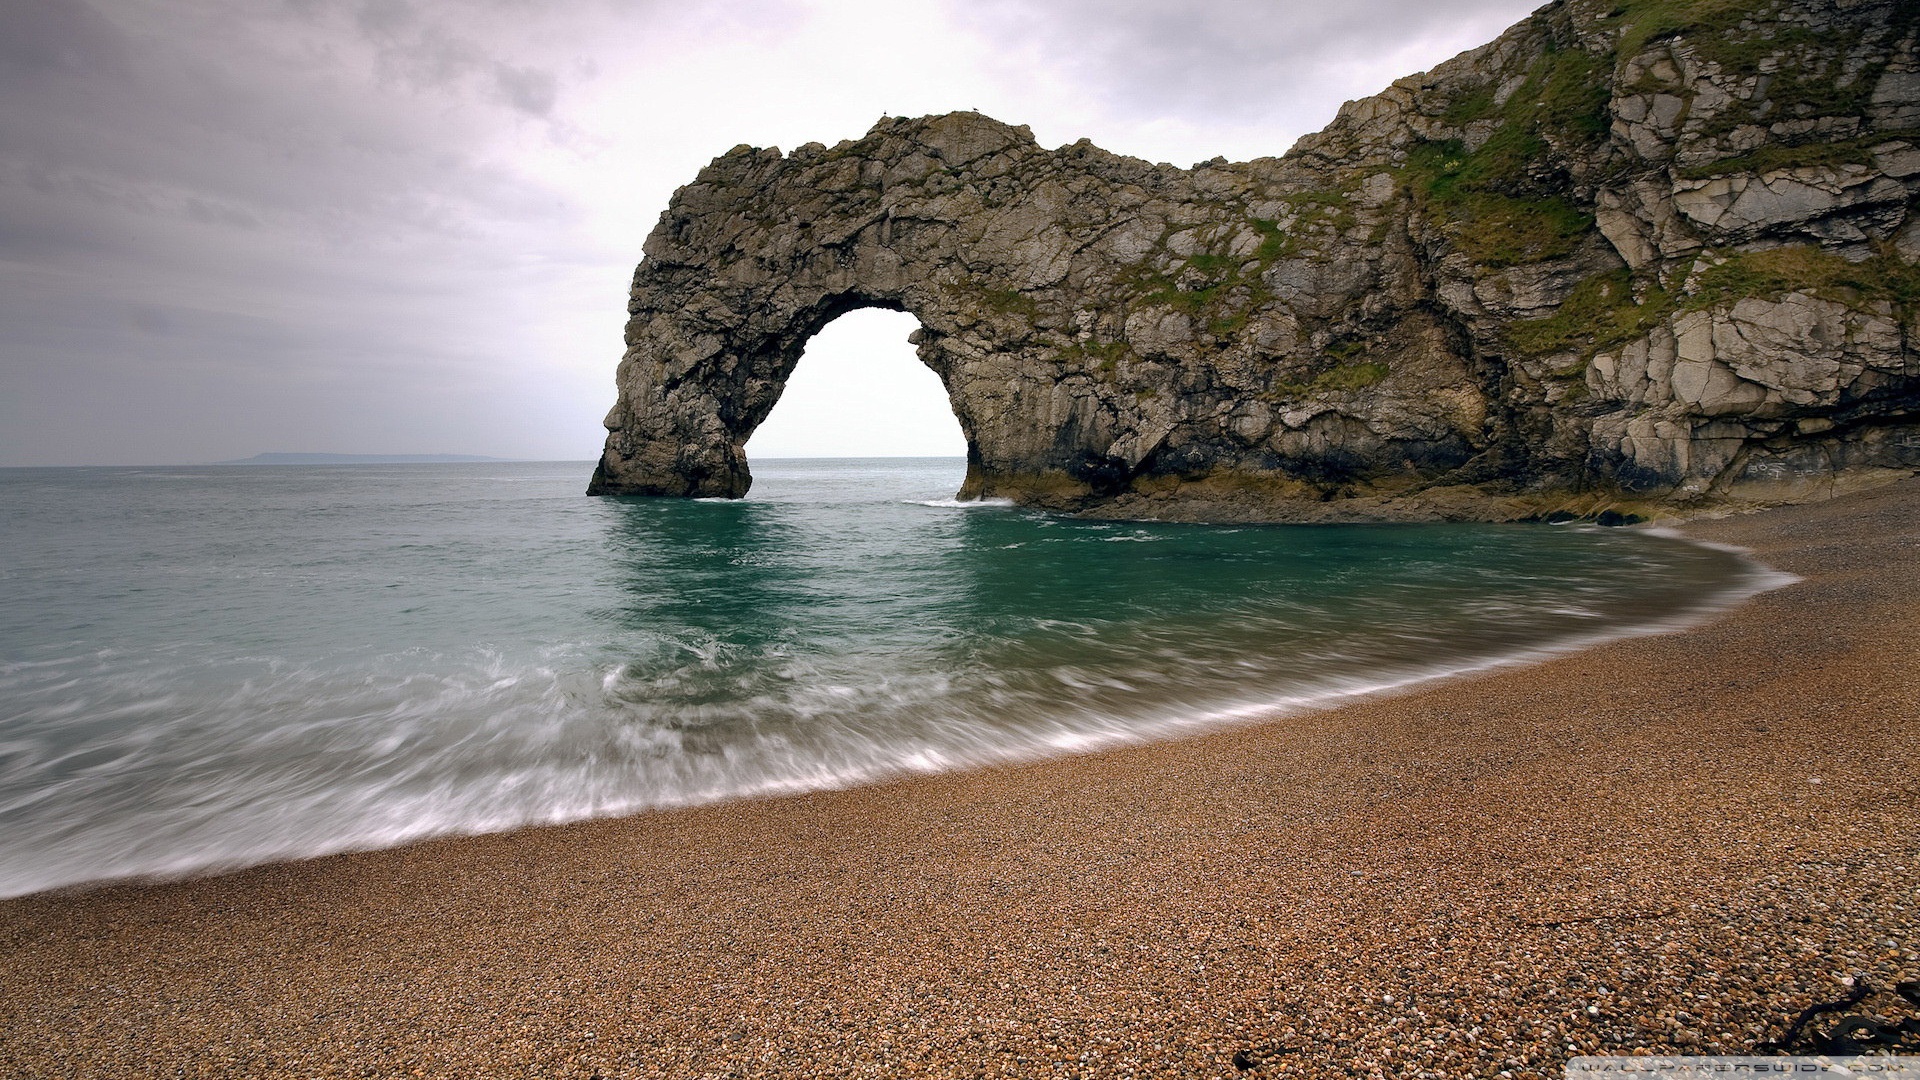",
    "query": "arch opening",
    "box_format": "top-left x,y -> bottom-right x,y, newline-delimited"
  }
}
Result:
743,307 -> 967,462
